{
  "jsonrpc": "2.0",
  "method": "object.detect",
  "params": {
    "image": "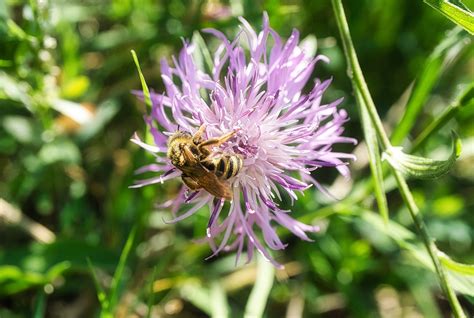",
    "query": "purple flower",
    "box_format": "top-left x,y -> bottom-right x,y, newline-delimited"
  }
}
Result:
132,13 -> 356,268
